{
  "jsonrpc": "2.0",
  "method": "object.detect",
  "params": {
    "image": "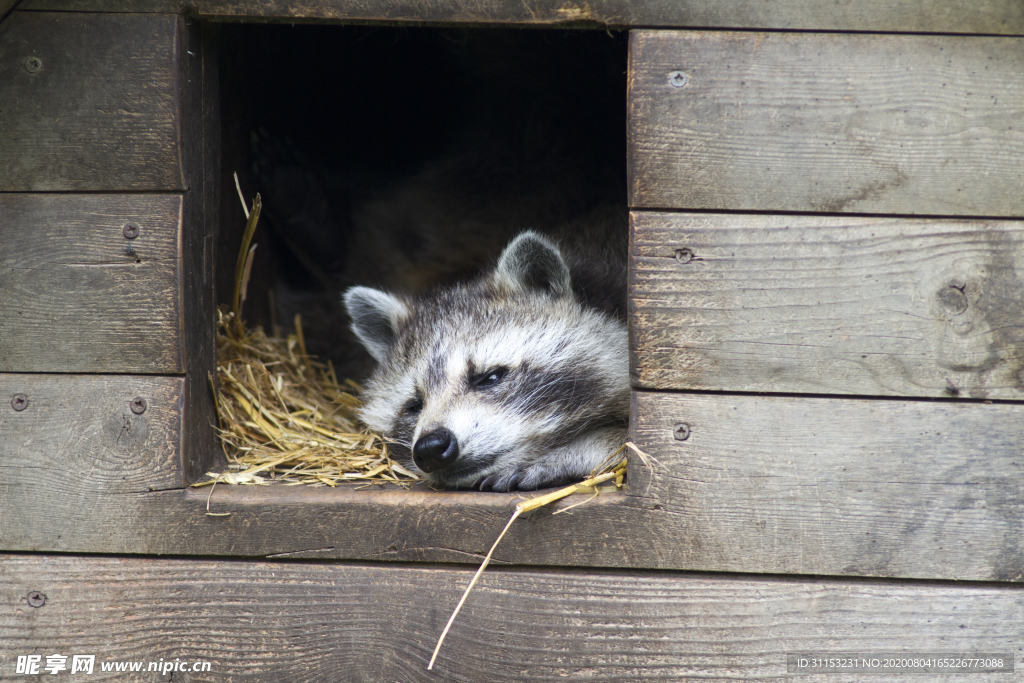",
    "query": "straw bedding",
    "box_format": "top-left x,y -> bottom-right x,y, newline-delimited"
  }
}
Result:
198,310 -> 419,488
